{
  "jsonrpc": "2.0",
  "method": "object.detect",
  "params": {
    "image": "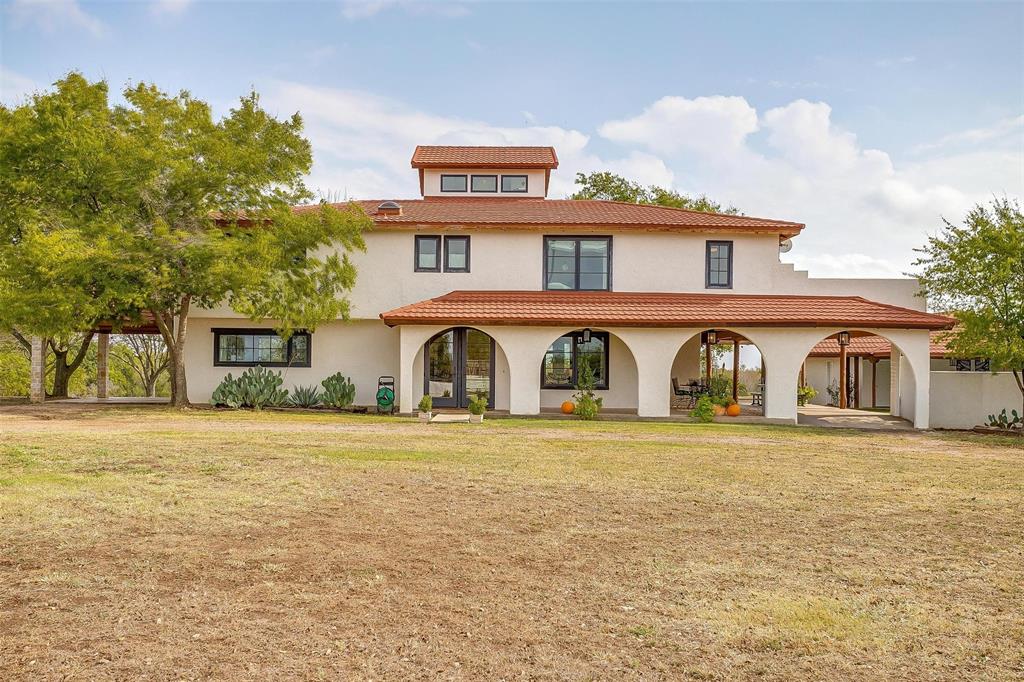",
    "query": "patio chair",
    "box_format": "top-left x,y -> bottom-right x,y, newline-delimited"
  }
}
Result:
751,383 -> 764,407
